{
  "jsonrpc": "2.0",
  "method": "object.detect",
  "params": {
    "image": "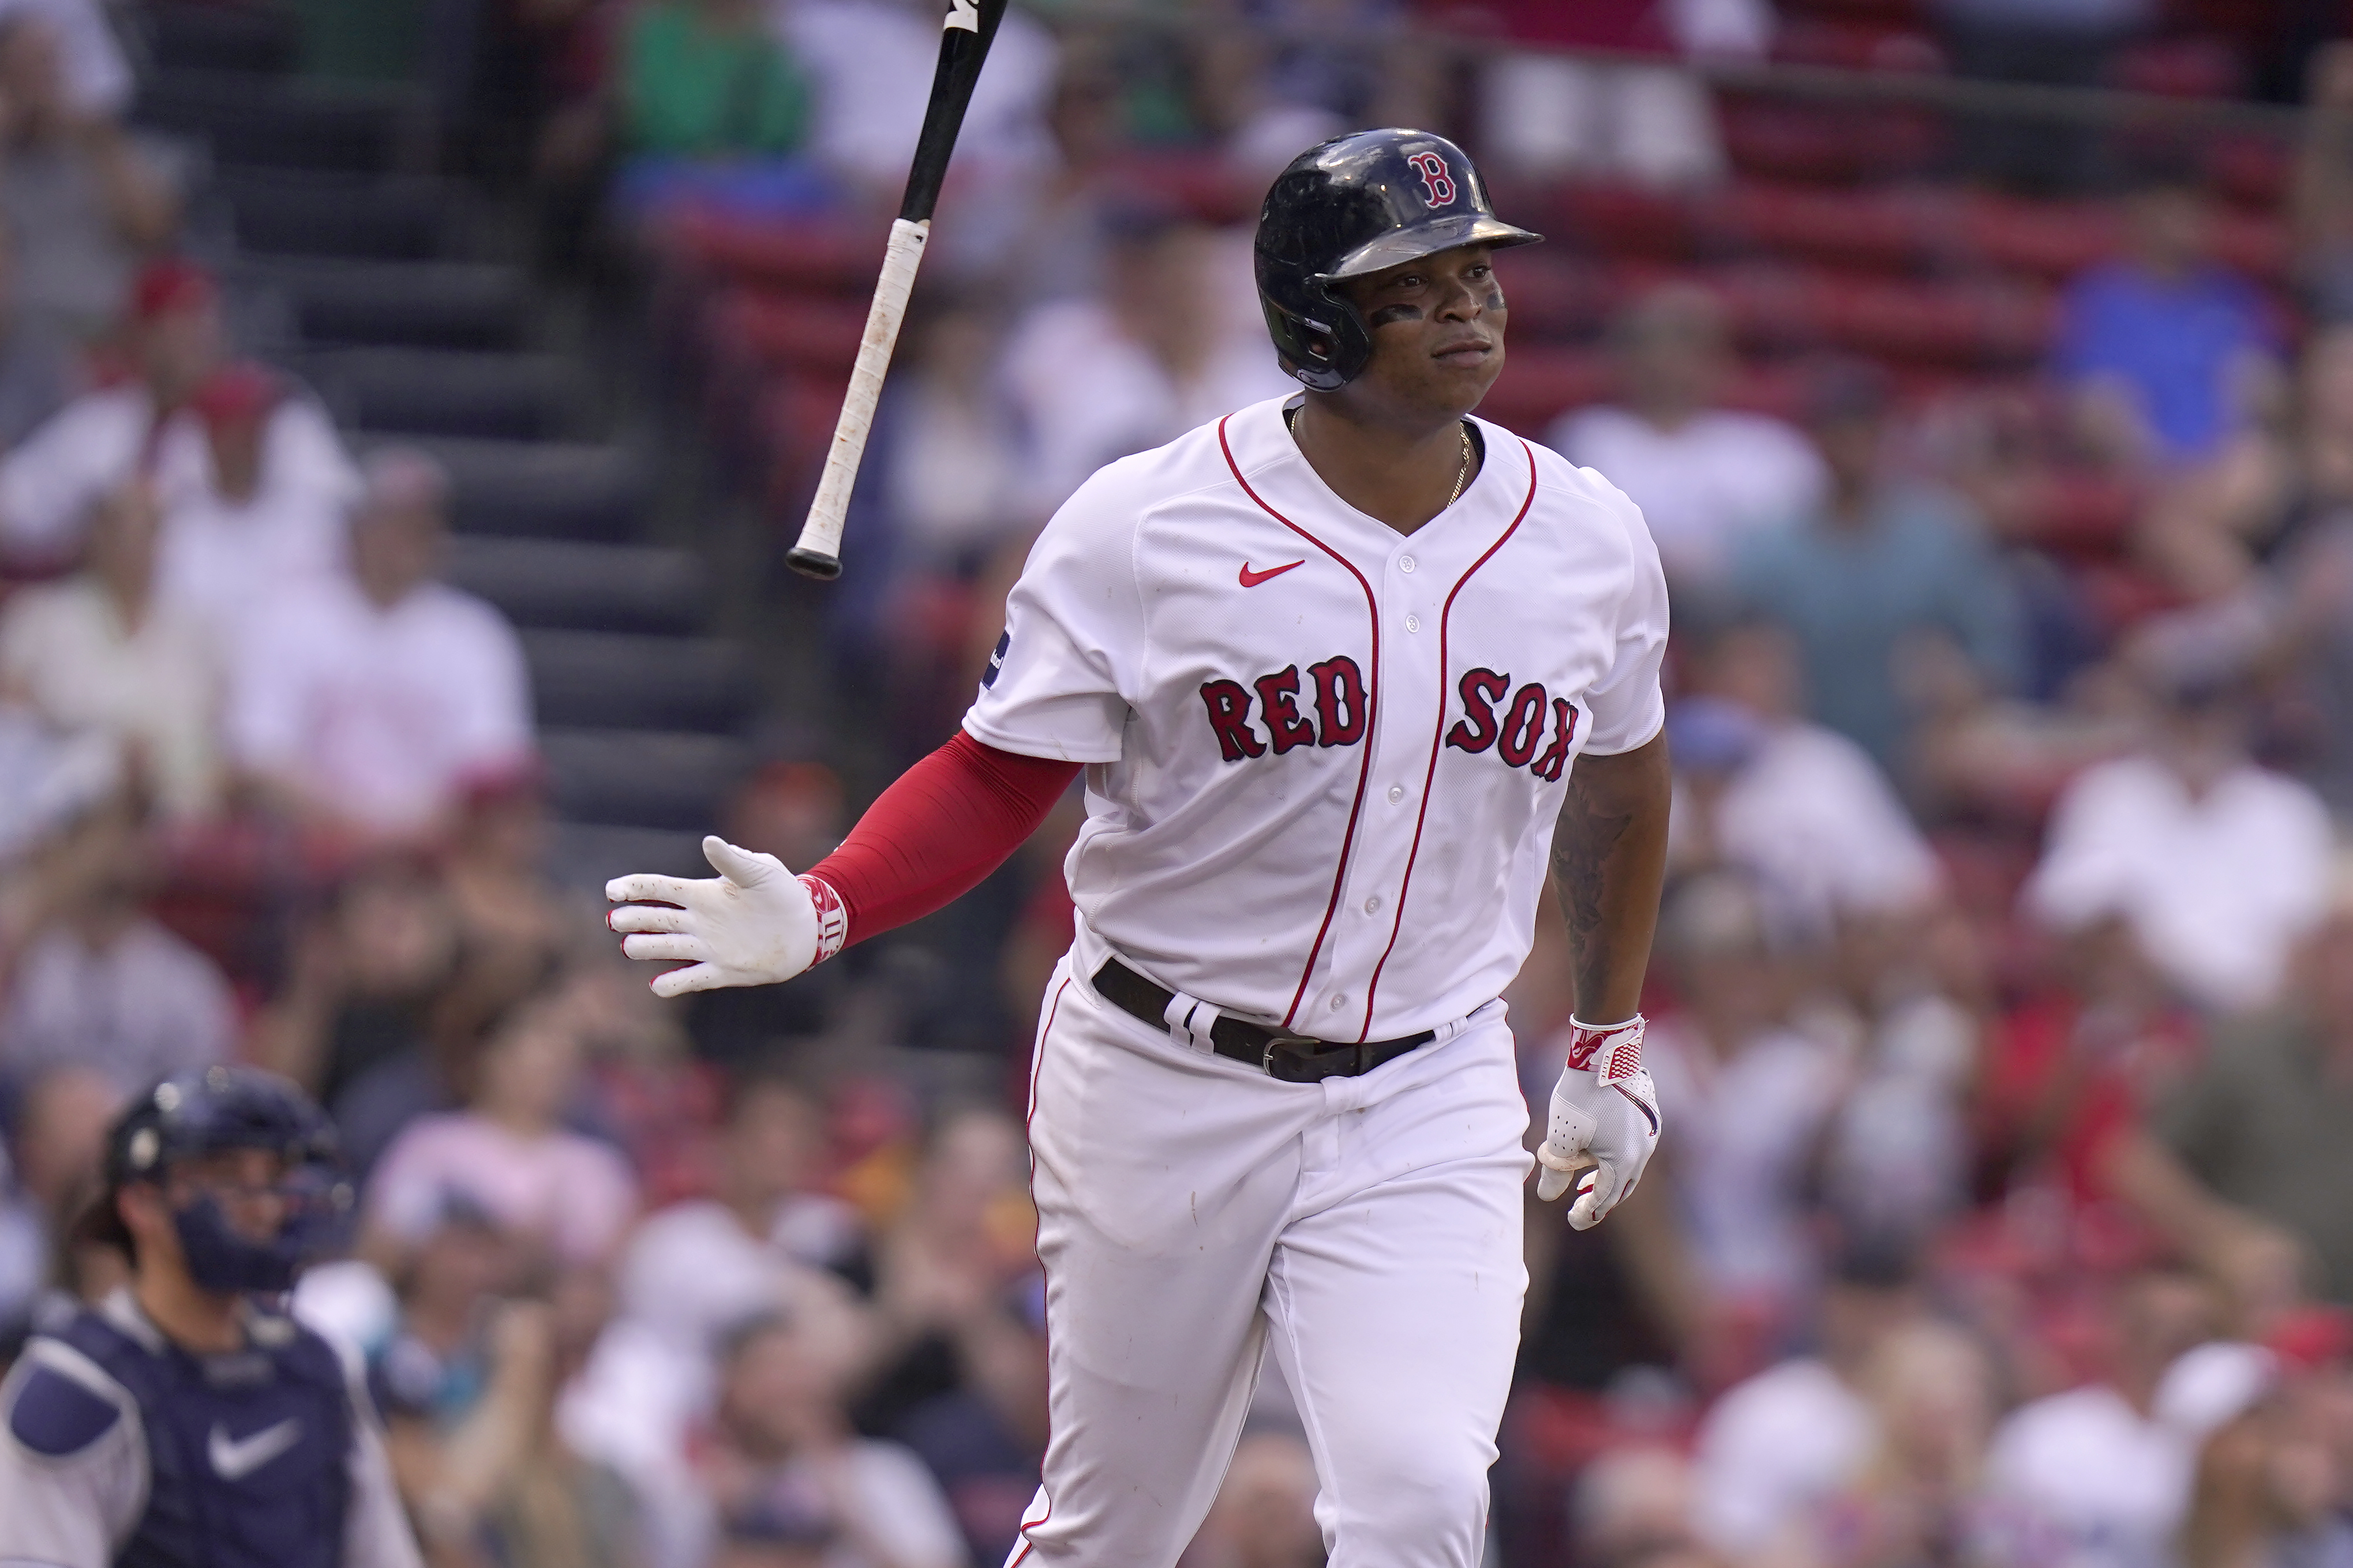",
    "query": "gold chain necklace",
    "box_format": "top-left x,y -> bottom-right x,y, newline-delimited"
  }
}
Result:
1283,406 -> 1475,507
